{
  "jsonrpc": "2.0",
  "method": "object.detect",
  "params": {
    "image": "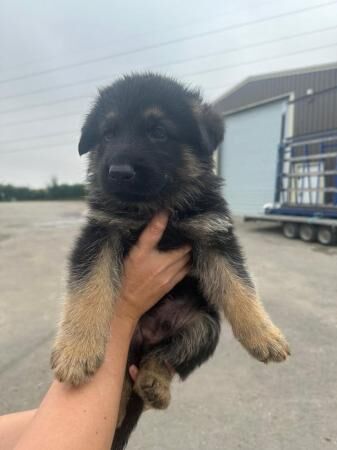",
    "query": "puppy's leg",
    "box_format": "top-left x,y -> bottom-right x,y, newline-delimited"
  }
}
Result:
134,358 -> 173,410
128,302 -> 218,412
196,237 -> 290,363
221,265 -> 290,362
51,225 -> 121,385
161,309 -> 221,379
